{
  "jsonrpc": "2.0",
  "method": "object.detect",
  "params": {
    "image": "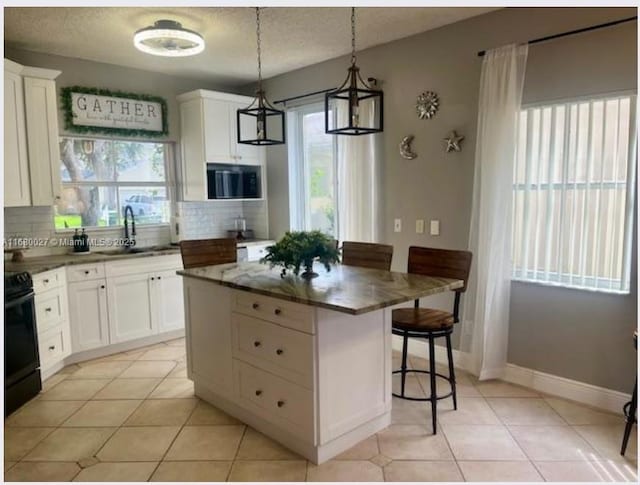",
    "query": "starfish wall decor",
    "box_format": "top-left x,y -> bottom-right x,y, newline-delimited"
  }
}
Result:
444,131 -> 464,152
